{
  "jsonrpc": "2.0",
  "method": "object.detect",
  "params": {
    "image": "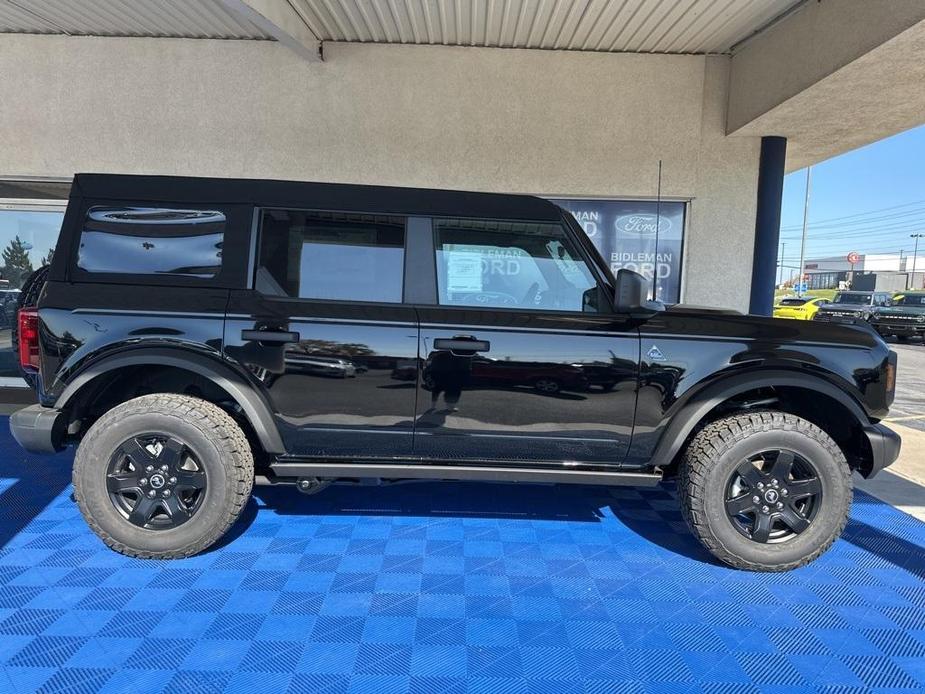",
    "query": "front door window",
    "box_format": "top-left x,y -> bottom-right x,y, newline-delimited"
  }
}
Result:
434,219 -> 598,312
